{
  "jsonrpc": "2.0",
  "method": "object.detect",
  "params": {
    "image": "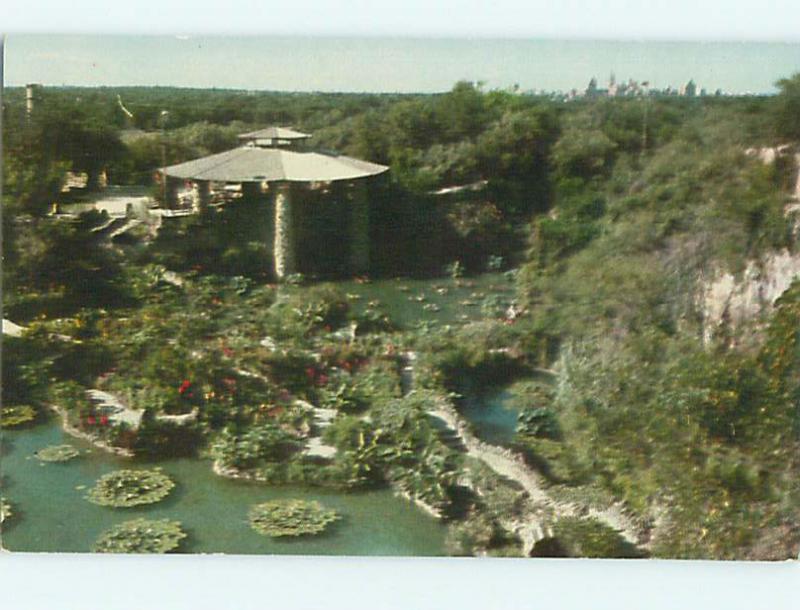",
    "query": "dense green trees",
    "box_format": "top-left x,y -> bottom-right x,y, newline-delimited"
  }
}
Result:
4,78 -> 800,558
774,72 -> 800,140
